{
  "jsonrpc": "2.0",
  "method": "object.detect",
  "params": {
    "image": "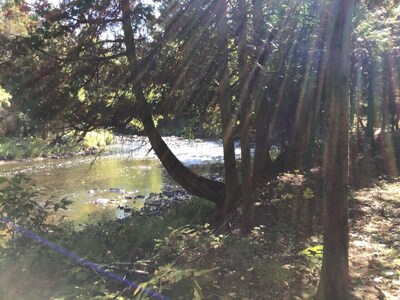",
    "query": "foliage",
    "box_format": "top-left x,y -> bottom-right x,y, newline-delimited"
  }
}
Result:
0,190 -> 217,299
0,0 -> 37,38
75,198 -> 215,262
0,174 -> 72,235
0,173 -> 72,290
134,262 -> 218,300
81,129 -> 114,149
1,171 -> 398,298
269,171 -> 317,203
300,244 -> 324,259
355,3 -> 400,52
0,0 -> 398,162
0,128 -> 116,160
0,85 -> 11,107
303,187 -> 315,199
128,115 -> 164,132
0,136 -> 52,159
